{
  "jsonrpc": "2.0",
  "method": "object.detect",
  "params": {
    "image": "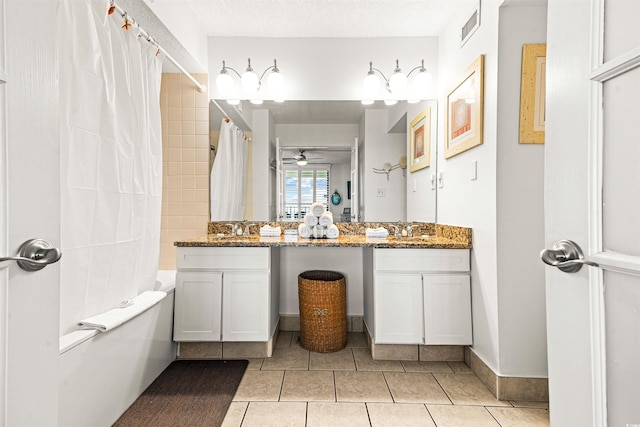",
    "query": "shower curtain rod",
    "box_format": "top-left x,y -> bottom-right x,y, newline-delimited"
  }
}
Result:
111,1 -> 206,93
